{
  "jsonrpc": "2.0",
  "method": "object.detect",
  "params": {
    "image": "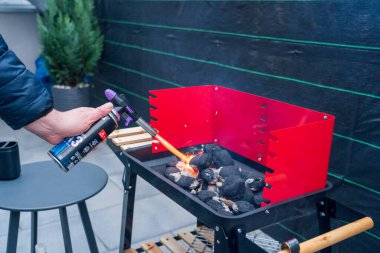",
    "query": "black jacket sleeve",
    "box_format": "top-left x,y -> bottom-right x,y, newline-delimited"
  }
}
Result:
0,34 -> 53,129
